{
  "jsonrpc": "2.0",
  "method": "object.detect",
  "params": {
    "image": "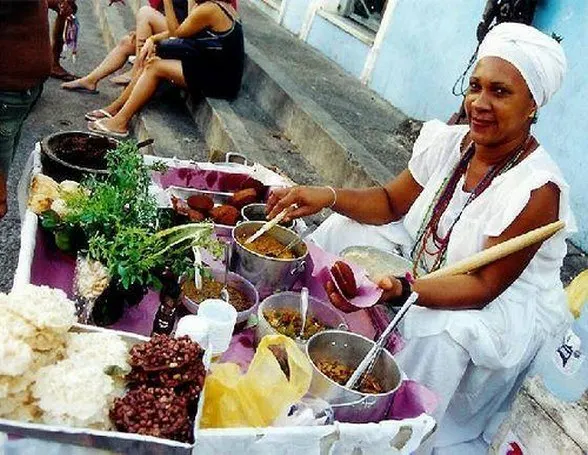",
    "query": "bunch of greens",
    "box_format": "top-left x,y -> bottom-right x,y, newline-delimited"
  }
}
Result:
62,141 -> 160,239
45,140 -> 222,290
88,223 -> 223,290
